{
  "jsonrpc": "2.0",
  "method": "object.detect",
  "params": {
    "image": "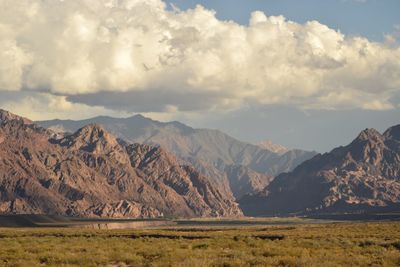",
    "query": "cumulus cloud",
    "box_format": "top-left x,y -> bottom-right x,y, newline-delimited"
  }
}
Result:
0,91 -> 130,120
0,0 -> 399,116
